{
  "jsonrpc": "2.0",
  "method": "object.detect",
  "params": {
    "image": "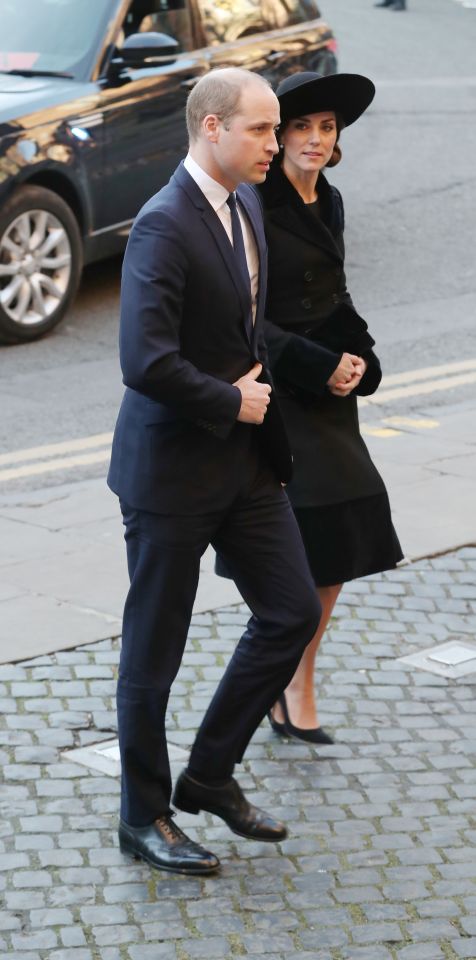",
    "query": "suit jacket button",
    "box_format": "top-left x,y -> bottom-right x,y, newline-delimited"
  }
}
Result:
331,294 -> 340,303
301,297 -> 312,309
304,270 -> 313,282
